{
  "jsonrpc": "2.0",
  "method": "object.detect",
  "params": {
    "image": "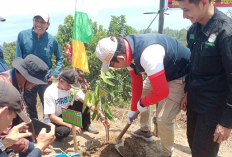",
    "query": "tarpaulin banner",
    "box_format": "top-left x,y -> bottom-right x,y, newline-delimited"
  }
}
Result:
167,0 -> 232,9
